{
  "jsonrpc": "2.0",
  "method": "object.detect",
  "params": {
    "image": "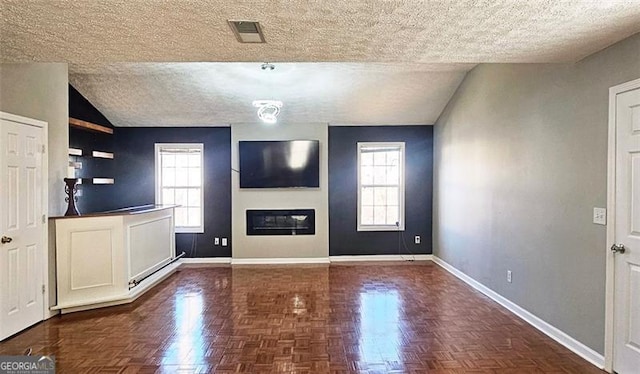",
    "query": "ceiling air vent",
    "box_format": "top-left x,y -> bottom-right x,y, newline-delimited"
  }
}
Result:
228,20 -> 266,43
